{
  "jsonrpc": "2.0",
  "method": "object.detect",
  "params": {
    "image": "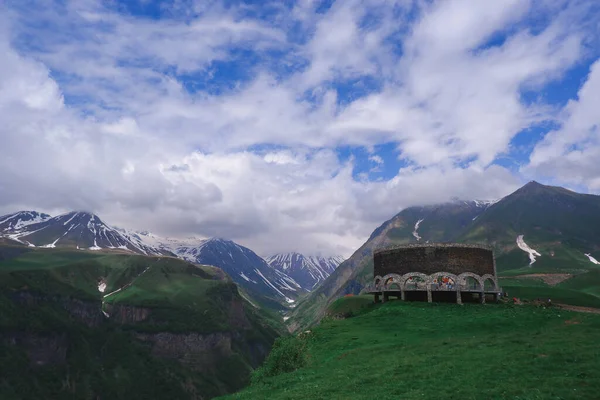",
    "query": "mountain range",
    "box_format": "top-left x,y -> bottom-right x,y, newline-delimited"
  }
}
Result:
266,253 -> 344,290
0,211 -> 344,309
129,232 -> 308,309
288,181 -> 600,331
0,211 -> 166,255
